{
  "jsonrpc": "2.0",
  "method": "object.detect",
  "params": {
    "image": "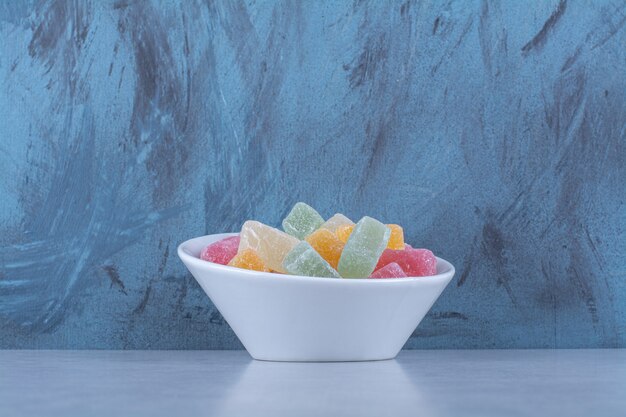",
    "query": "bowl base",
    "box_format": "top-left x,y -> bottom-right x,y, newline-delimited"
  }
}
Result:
249,353 -> 399,362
